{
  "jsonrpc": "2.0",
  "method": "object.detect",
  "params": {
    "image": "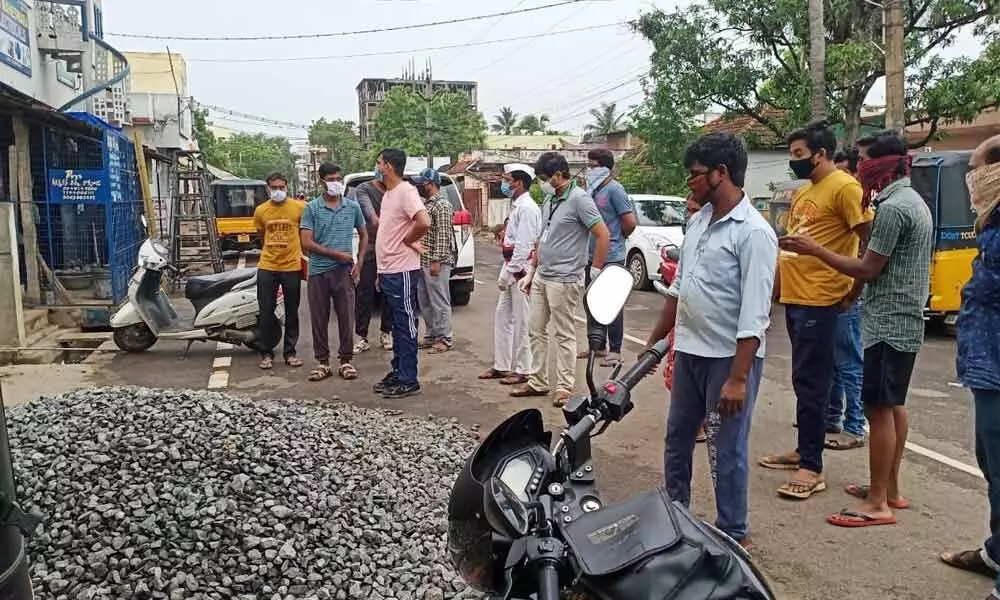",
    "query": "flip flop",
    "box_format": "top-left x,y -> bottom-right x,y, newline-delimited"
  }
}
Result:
844,483 -> 910,509
825,433 -> 866,451
826,509 -> 896,528
478,368 -> 510,380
